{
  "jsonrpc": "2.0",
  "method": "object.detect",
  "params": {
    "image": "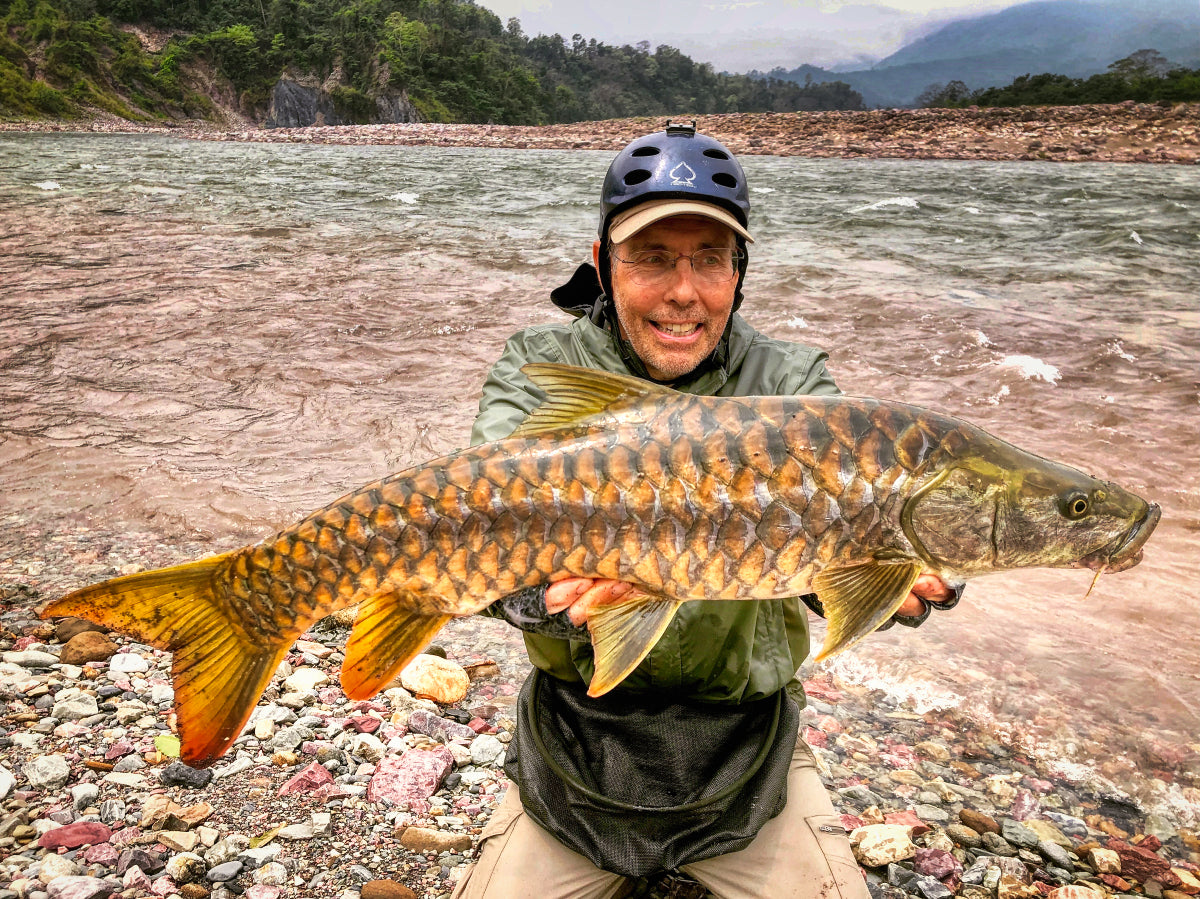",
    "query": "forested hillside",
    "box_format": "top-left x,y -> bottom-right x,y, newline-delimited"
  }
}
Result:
917,50 -> 1200,108
0,0 -> 864,123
